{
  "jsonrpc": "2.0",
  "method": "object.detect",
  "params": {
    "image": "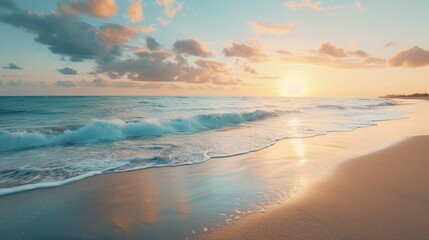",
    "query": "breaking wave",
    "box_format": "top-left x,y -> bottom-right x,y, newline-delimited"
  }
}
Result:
0,110 -> 278,152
